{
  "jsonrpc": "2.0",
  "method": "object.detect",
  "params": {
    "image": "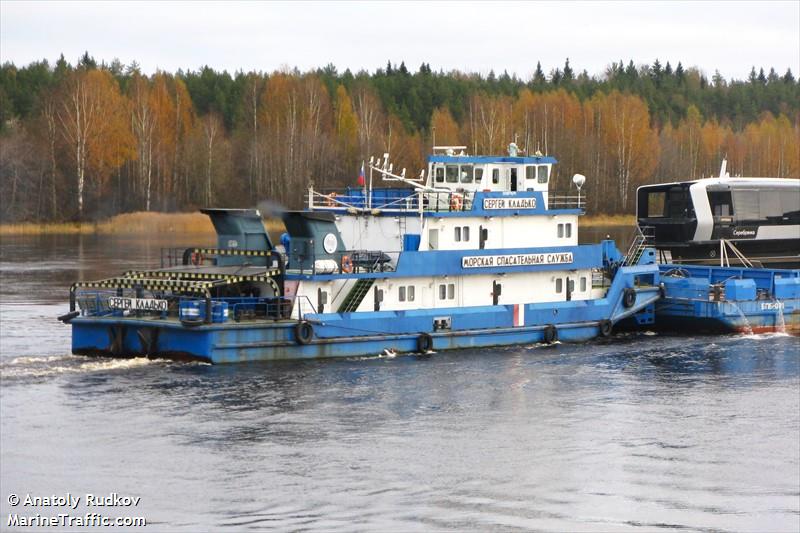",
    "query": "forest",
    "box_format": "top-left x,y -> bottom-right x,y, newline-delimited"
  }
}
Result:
0,53 -> 798,222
